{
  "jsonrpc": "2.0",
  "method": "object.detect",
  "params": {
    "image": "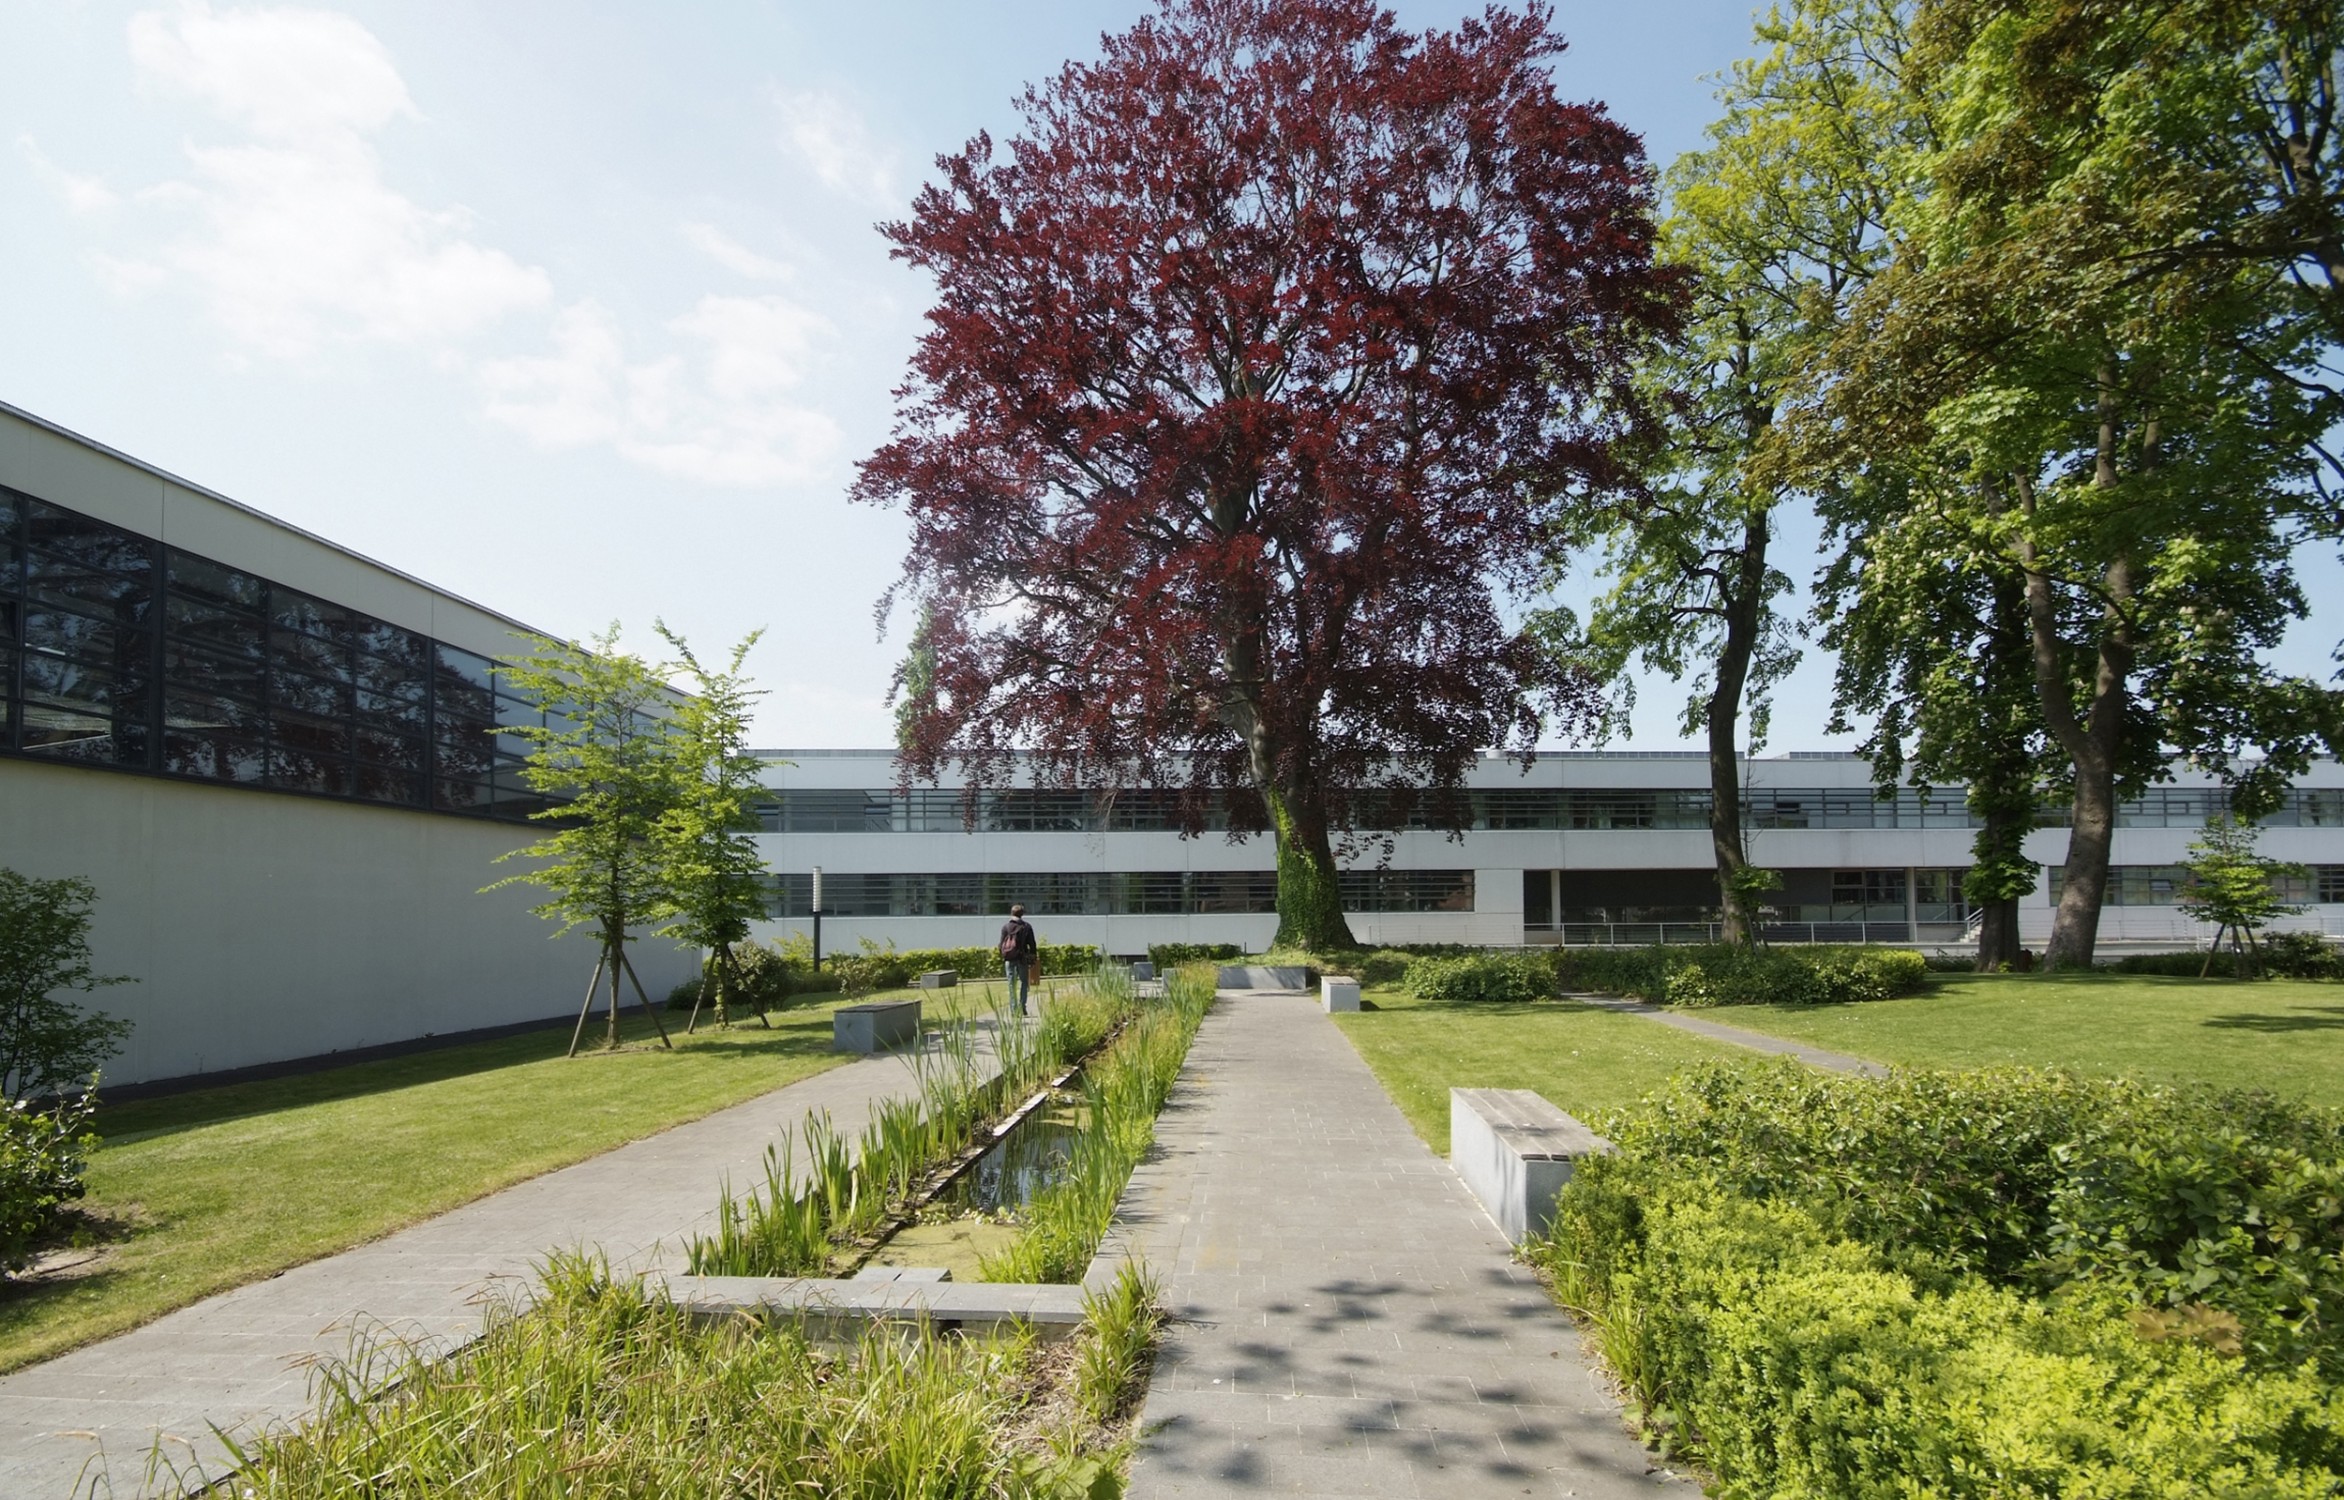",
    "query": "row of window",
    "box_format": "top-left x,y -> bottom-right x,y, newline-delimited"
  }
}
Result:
0,486 -> 560,821
752,785 -> 2344,834
2047,865 -> 2344,907
759,869 -> 1476,918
